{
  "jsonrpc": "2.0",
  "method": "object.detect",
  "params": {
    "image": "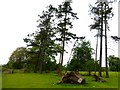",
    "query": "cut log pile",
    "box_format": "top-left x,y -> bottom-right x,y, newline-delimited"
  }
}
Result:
92,73 -> 106,82
57,71 -> 85,84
